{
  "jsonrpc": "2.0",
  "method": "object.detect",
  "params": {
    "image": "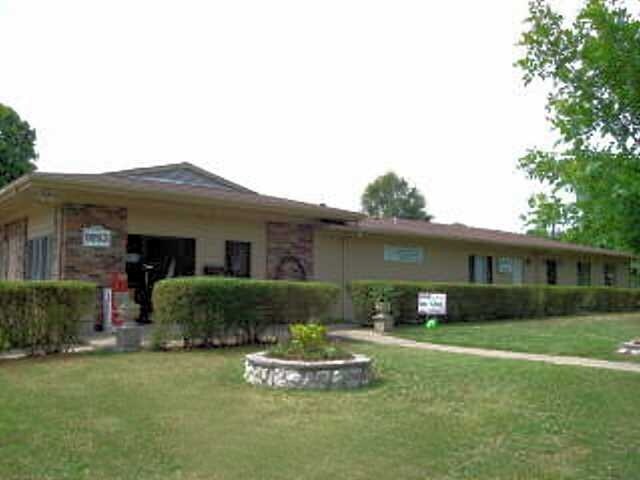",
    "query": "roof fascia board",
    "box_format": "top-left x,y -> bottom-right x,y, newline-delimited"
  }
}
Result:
0,175 -> 33,208
30,176 -> 363,222
325,224 -> 633,259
